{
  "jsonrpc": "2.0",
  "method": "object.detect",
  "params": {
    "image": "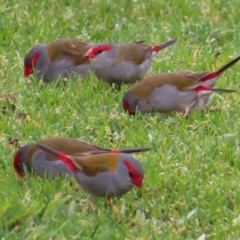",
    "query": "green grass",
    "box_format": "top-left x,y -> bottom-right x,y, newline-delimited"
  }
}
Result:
1,0 -> 240,239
